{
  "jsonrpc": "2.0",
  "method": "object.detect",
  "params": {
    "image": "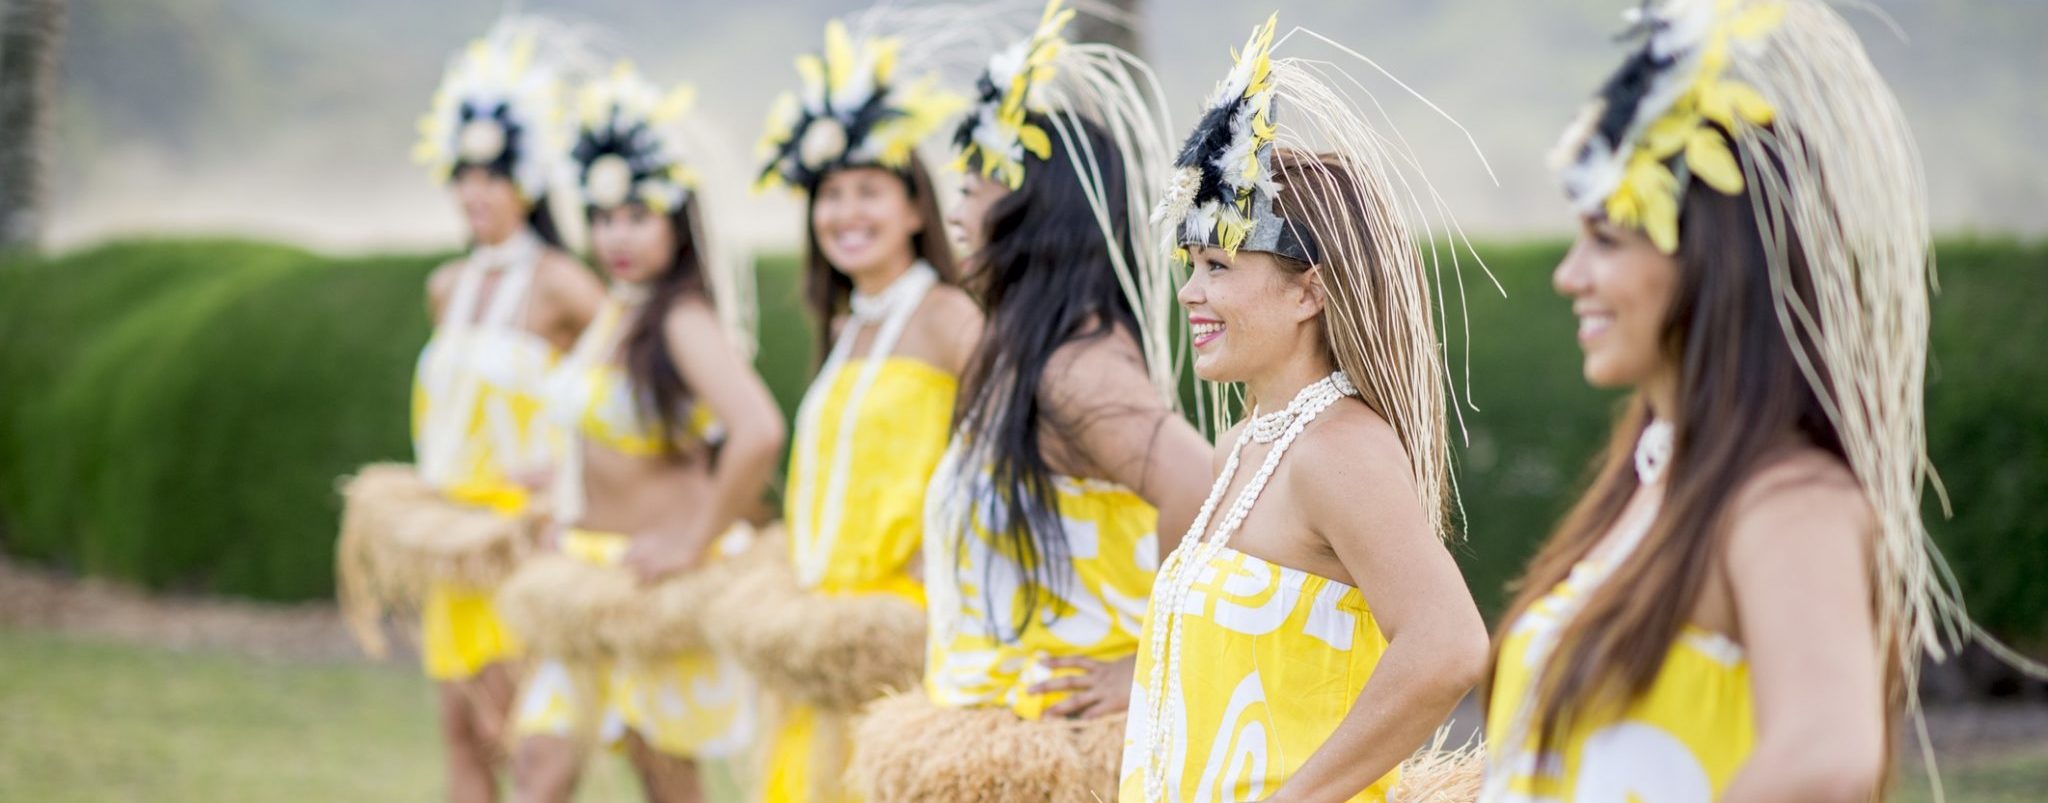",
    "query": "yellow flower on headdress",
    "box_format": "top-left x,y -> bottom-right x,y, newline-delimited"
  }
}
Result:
571,61 -> 698,213
415,19 -> 567,200
757,20 -> 964,193
1578,0 -> 1784,252
952,0 -> 1073,189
